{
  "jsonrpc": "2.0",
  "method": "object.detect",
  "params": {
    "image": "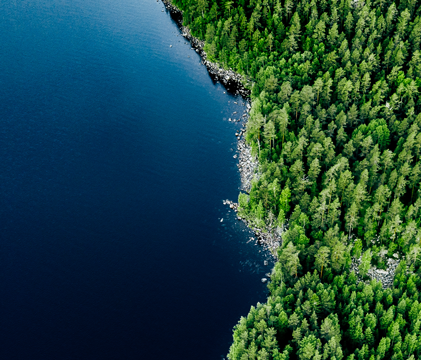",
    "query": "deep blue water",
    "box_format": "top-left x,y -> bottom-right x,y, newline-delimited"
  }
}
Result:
0,1 -> 272,359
